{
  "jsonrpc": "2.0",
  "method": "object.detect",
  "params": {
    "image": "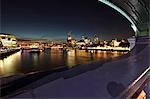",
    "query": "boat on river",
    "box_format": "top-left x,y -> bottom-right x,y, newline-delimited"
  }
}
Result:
29,43 -> 43,53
